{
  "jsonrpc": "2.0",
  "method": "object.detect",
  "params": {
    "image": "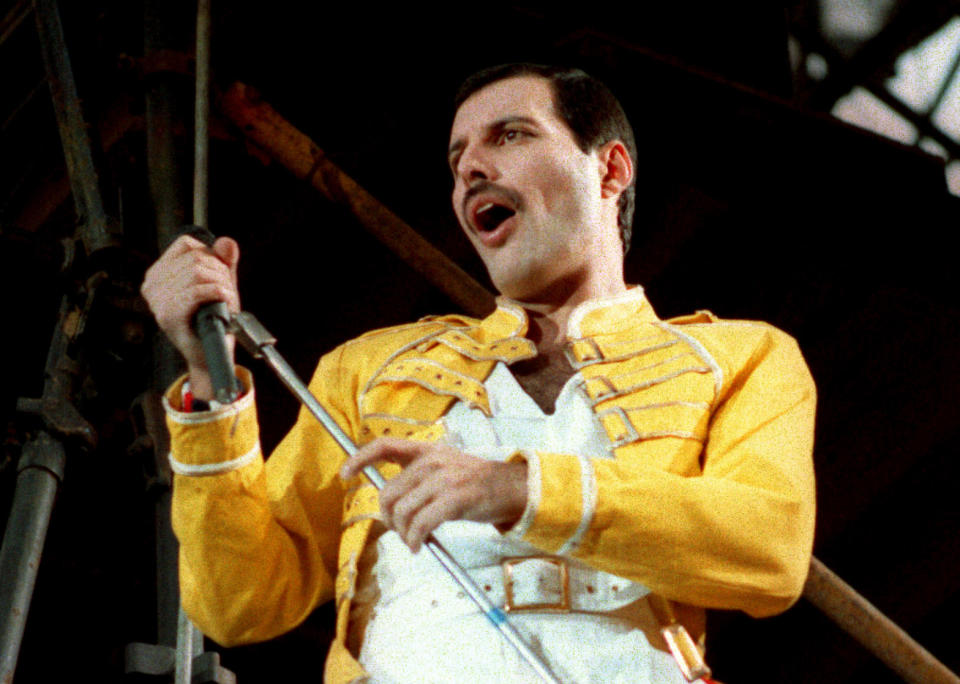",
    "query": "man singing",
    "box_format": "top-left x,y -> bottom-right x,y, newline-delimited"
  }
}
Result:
141,63 -> 816,683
